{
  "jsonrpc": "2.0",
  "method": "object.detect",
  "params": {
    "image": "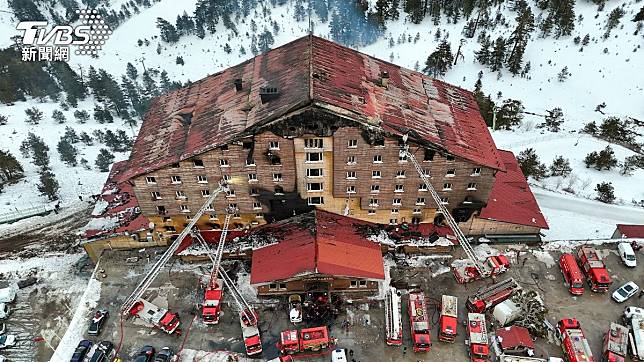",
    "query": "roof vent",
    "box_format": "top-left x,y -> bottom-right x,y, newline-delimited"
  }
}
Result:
234,78 -> 243,92
380,70 -> 390,87
179,112 -> 192,126
259,86 -> 279,103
